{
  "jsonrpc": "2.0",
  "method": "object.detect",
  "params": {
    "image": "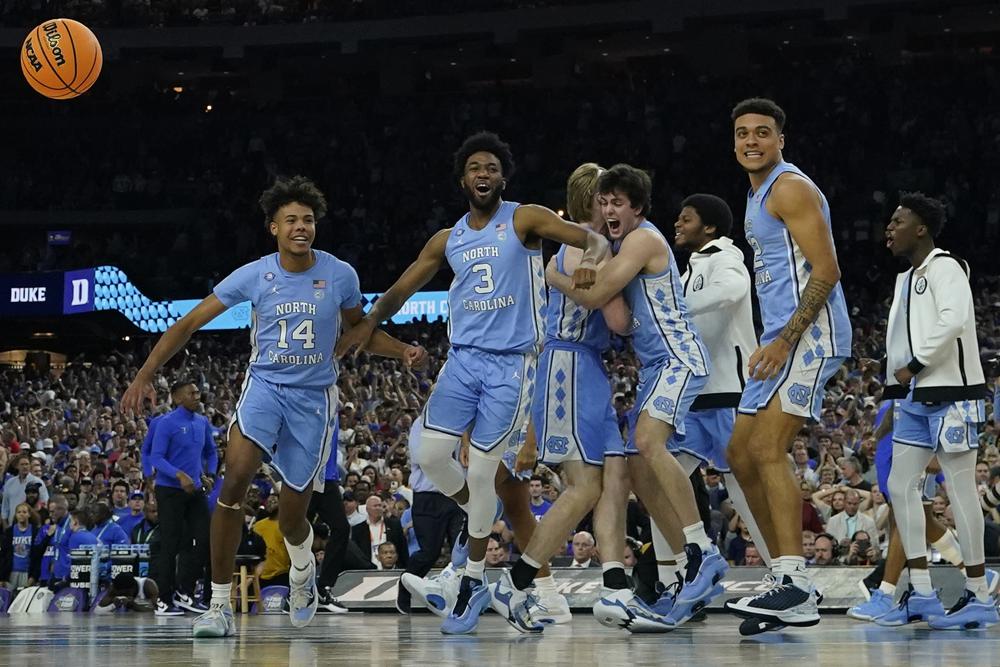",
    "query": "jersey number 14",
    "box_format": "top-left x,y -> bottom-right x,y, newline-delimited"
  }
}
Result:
276,318 -> 316,349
